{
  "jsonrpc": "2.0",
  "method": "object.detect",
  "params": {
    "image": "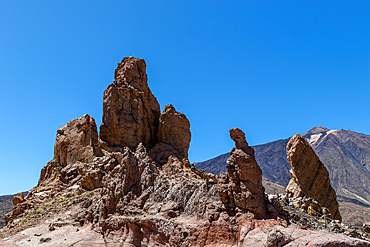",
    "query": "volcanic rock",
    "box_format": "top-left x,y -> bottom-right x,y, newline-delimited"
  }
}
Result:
149,104 -> 191,165
38,114 -> 103,187
99,57 -> 161,152
3,57 -> 365,246
218,128 -> 266,215
12,193 -> 24,206
286,133 -> 342,220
